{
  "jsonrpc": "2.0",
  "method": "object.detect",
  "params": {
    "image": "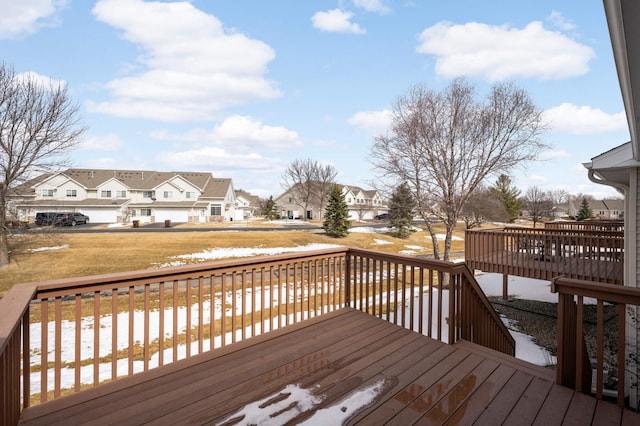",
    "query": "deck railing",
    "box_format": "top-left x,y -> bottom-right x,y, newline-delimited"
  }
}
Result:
0,247 -> 513,425
551,276 -> 640,408
545,220 -> 624,232
466,228 -> 624,286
